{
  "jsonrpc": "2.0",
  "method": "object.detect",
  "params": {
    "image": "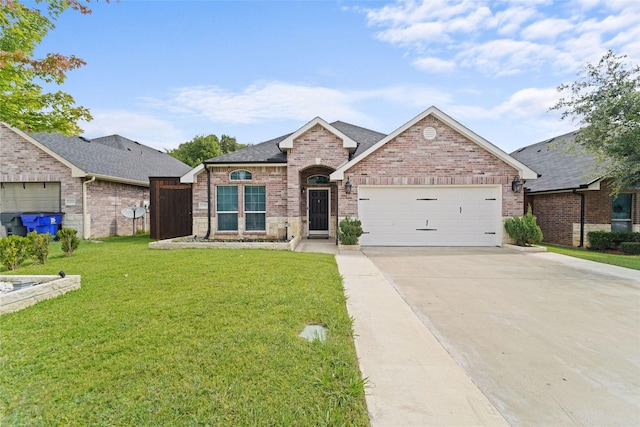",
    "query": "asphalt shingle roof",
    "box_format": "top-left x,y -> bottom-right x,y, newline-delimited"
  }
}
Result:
510,131 -> 604,193
203,121 -> 387,164
30,133 -> 192,184
203,134 -> 290,164
332,121 -> 387,157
